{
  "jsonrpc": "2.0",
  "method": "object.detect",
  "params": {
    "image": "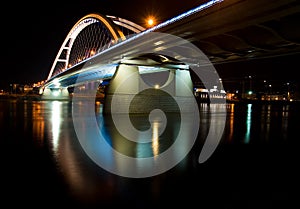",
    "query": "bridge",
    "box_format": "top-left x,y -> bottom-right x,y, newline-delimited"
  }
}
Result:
40,0 -> 300,111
